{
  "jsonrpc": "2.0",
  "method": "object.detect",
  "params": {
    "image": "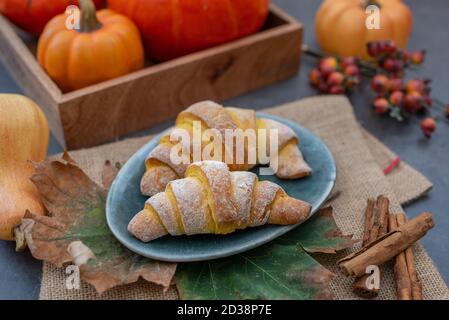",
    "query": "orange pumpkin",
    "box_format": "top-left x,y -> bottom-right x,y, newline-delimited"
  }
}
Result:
315,0 -> 413,59
37,0 -> 144,92
108,0 -> 269,62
